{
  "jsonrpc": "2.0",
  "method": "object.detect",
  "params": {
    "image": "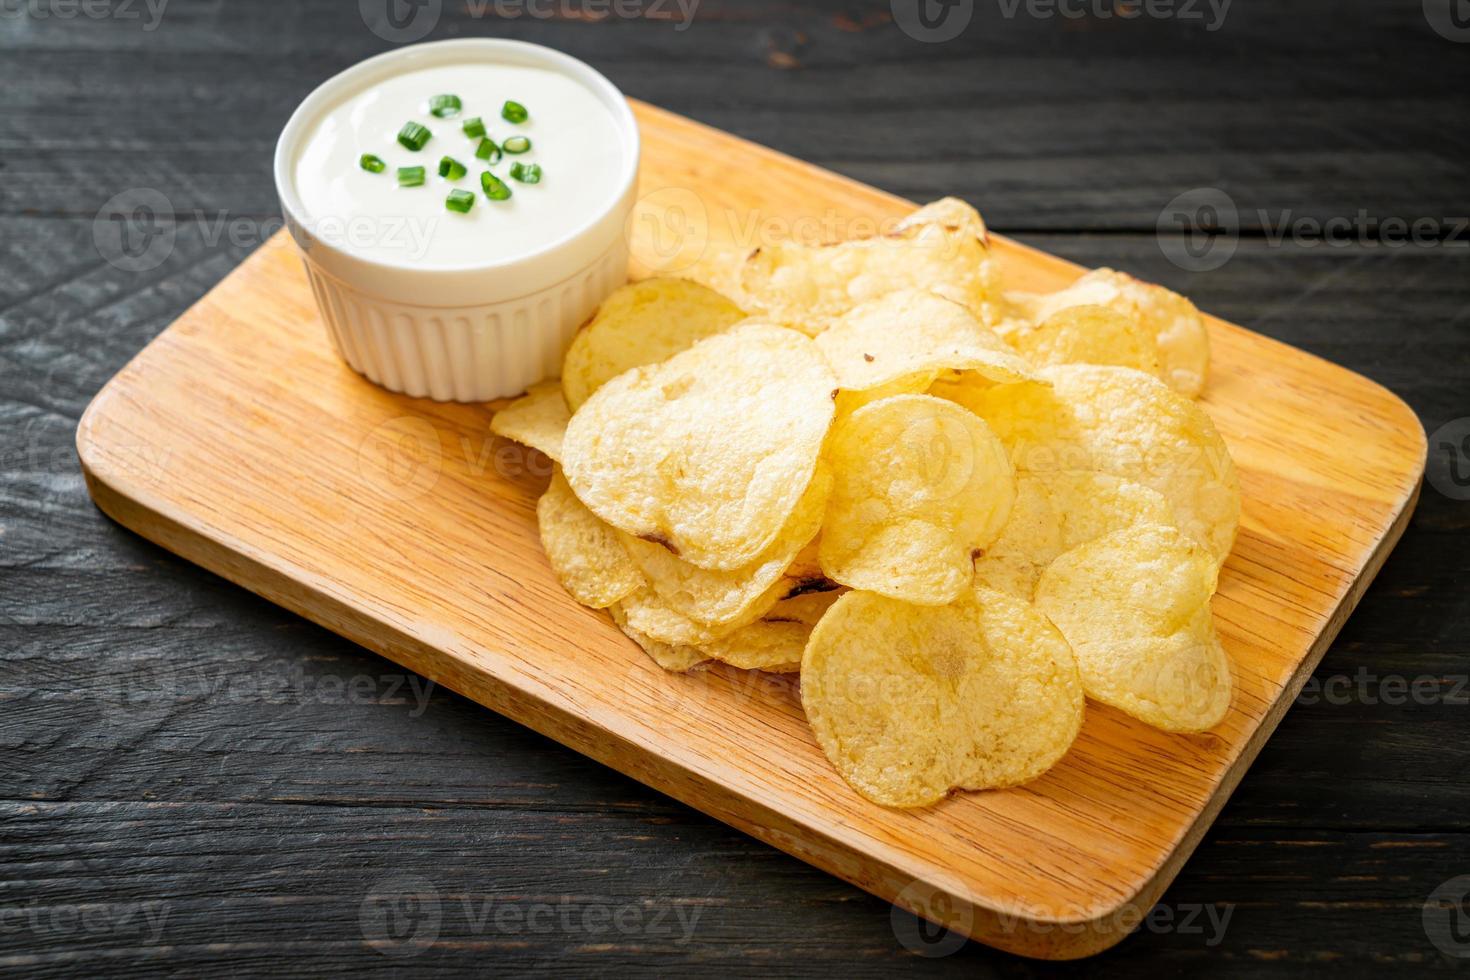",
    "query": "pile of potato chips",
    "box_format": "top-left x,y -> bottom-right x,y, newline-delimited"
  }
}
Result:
491,199 -> 1239,809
